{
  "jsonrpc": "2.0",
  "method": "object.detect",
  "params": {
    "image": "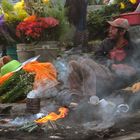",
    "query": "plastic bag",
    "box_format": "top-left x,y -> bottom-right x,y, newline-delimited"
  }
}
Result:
0,72 -> 13,85
23,61 -> 57,88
